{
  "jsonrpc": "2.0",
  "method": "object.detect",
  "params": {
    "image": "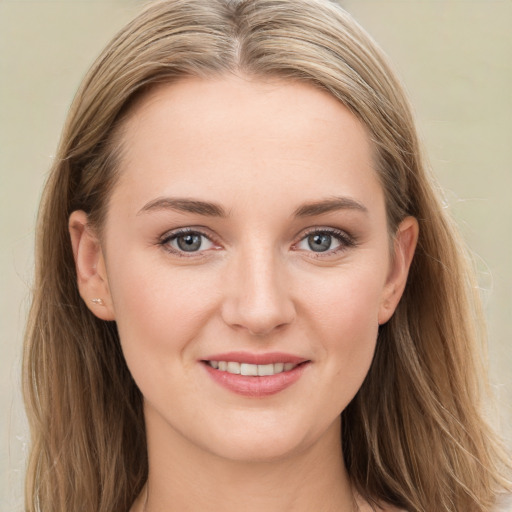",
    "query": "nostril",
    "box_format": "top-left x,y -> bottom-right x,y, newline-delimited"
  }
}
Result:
246,321 -> 290,337
220,263 -> 296,335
